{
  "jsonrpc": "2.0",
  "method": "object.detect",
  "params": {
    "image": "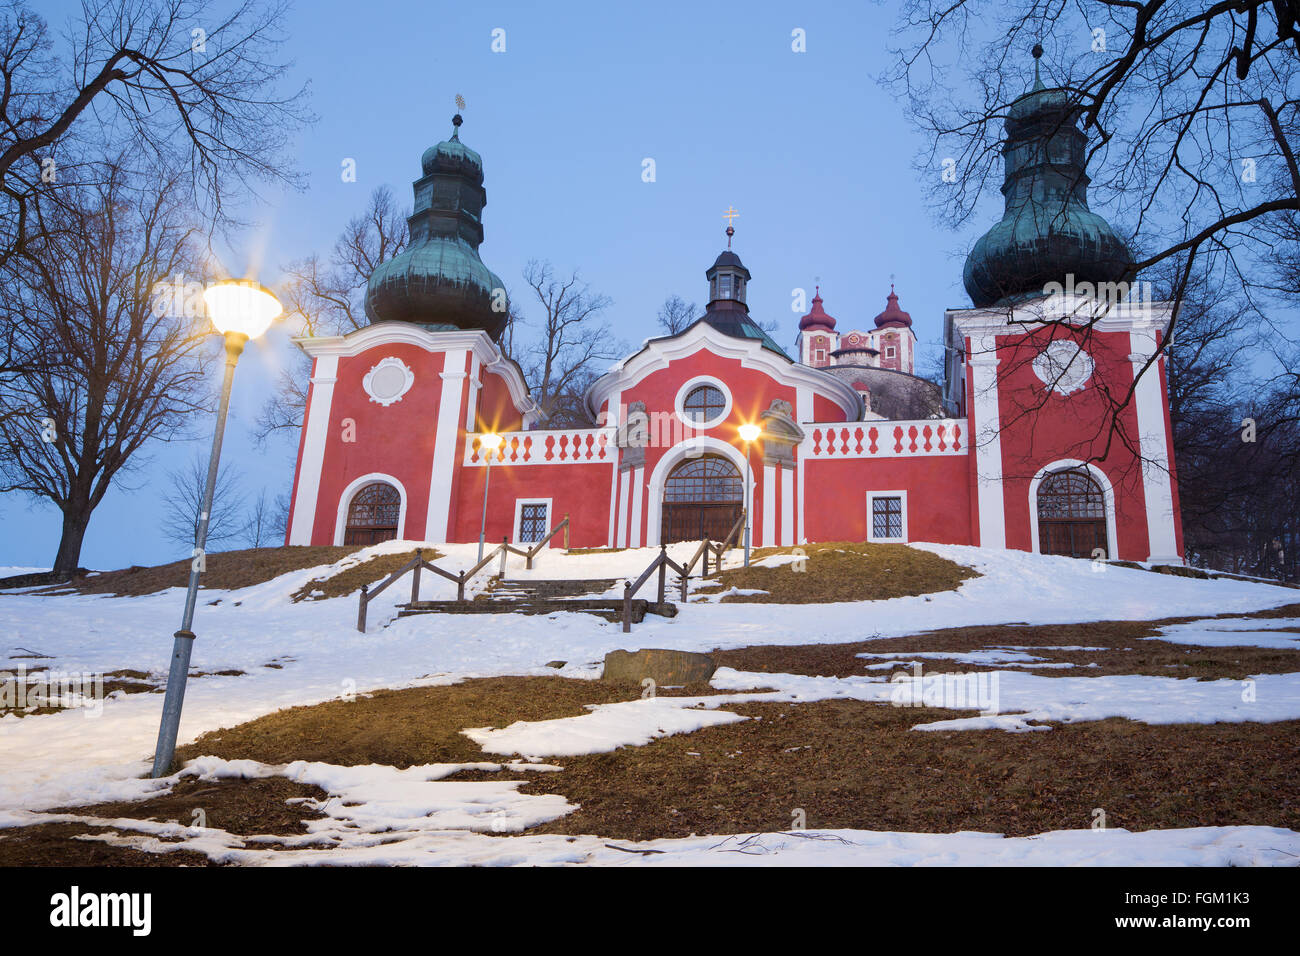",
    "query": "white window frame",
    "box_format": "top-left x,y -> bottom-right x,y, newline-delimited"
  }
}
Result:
674,375 -> 733,431
885,346 -> 897,359
866,490 -> 908,543
513,497 -> 553,545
